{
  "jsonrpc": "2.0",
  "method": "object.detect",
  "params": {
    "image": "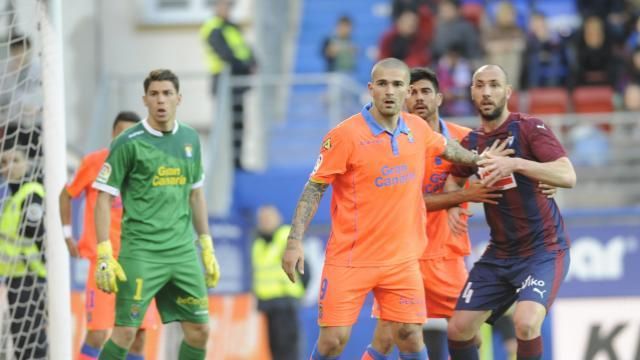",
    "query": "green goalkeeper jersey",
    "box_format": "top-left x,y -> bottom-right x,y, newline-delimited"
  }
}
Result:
93,119 -> 204,263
